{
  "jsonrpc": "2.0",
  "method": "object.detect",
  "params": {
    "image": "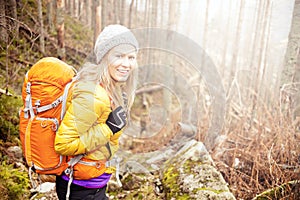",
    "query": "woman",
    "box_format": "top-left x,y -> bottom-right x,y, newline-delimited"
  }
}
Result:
54,24 -> 139,200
